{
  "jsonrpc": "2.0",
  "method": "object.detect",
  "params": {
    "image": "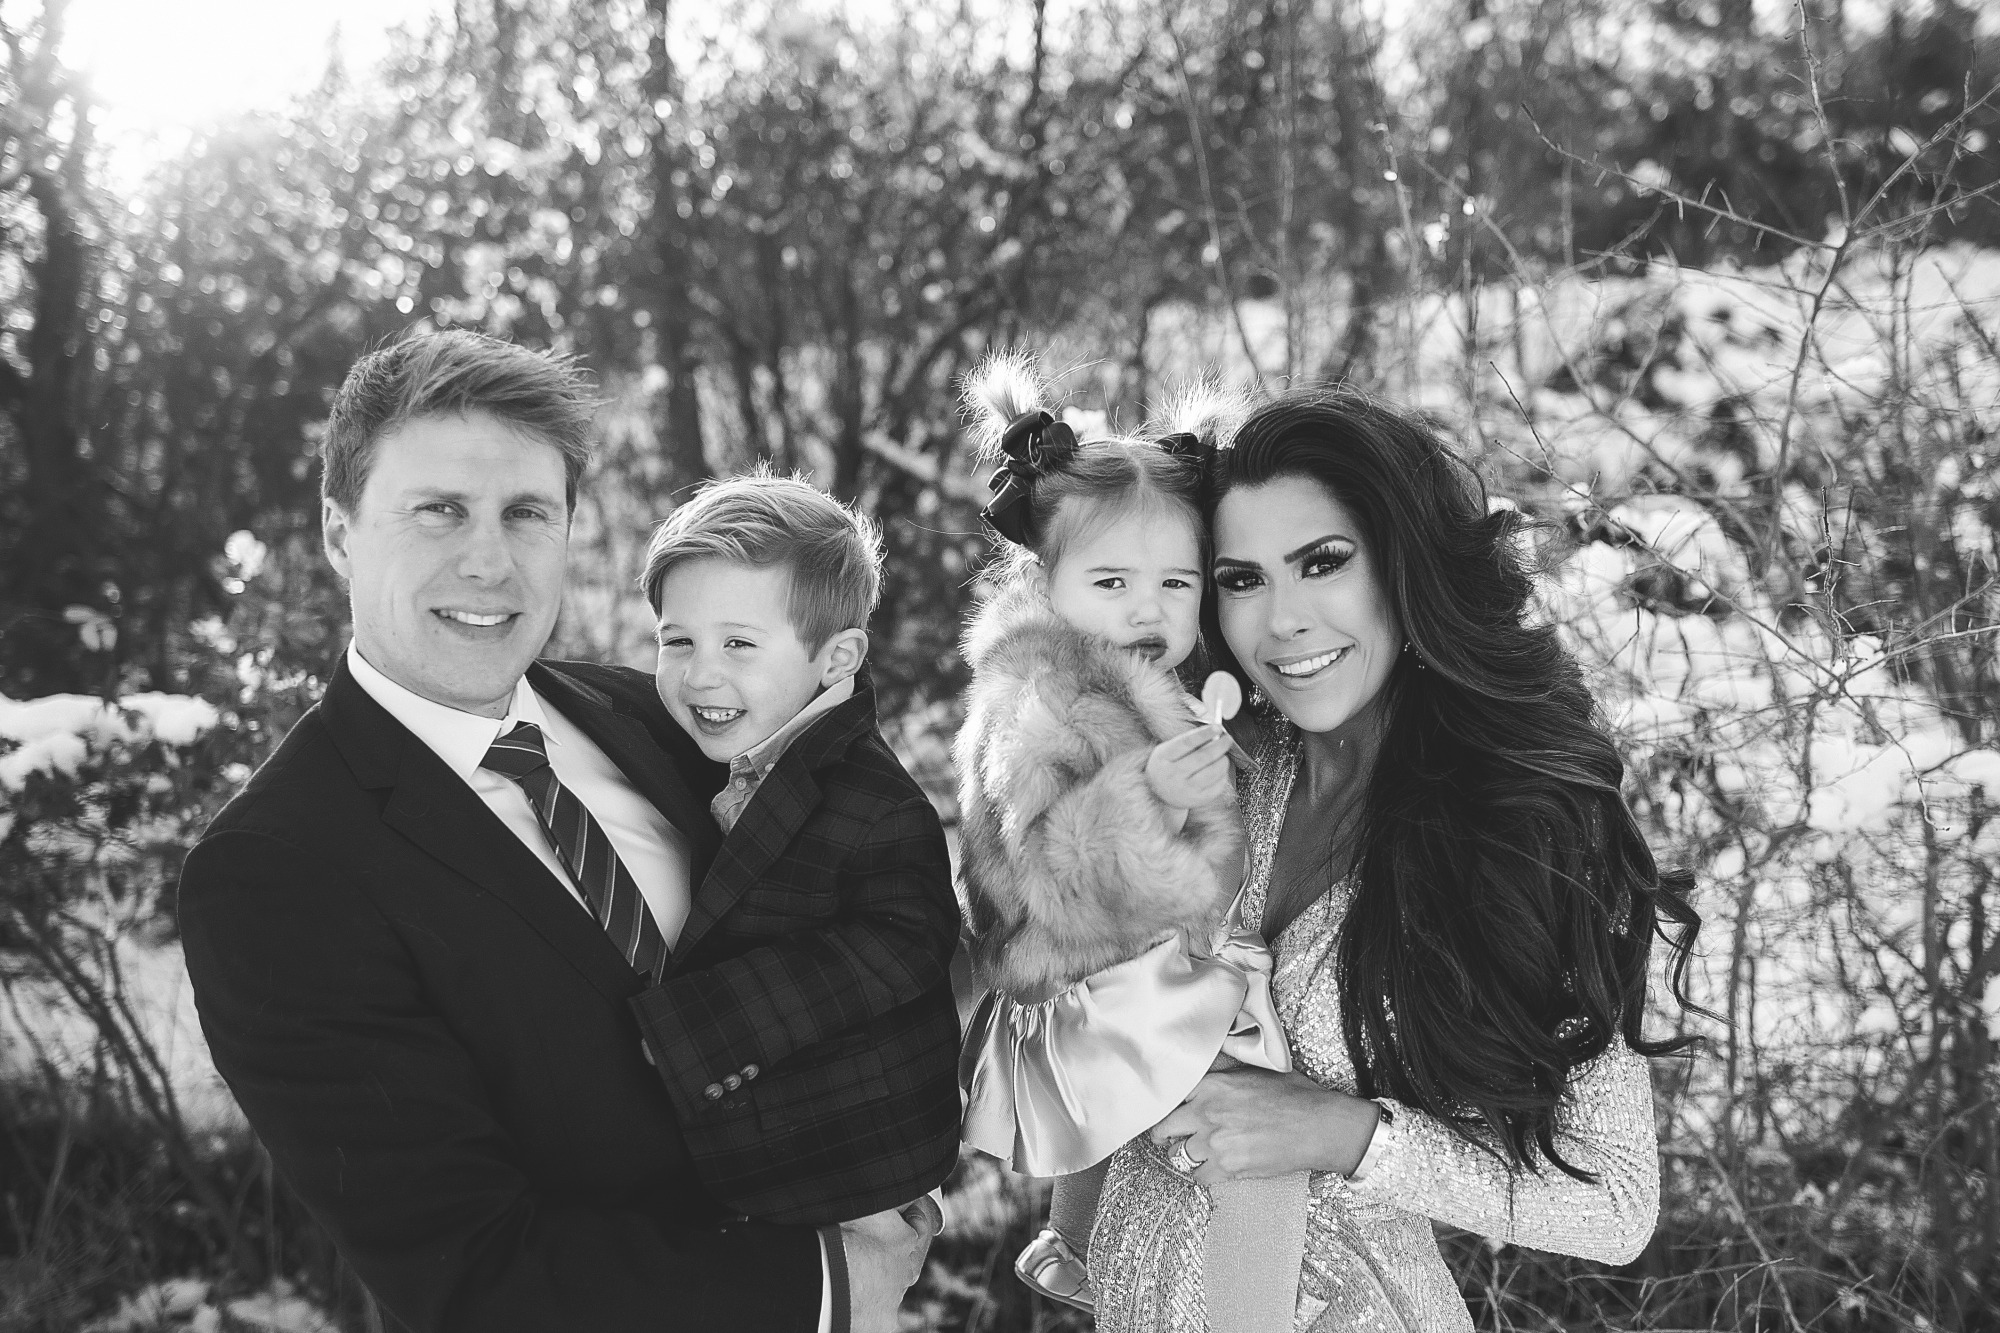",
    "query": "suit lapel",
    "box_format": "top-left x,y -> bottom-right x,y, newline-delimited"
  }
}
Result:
530,662 -> 724,881
671,672 -> 879,962
321,663 -> 643,1004
674,761 -> 823,961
